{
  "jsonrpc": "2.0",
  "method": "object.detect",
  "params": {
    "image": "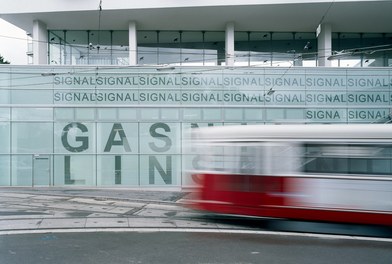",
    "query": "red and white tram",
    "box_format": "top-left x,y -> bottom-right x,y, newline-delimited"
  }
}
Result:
187,124 -> 392,226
